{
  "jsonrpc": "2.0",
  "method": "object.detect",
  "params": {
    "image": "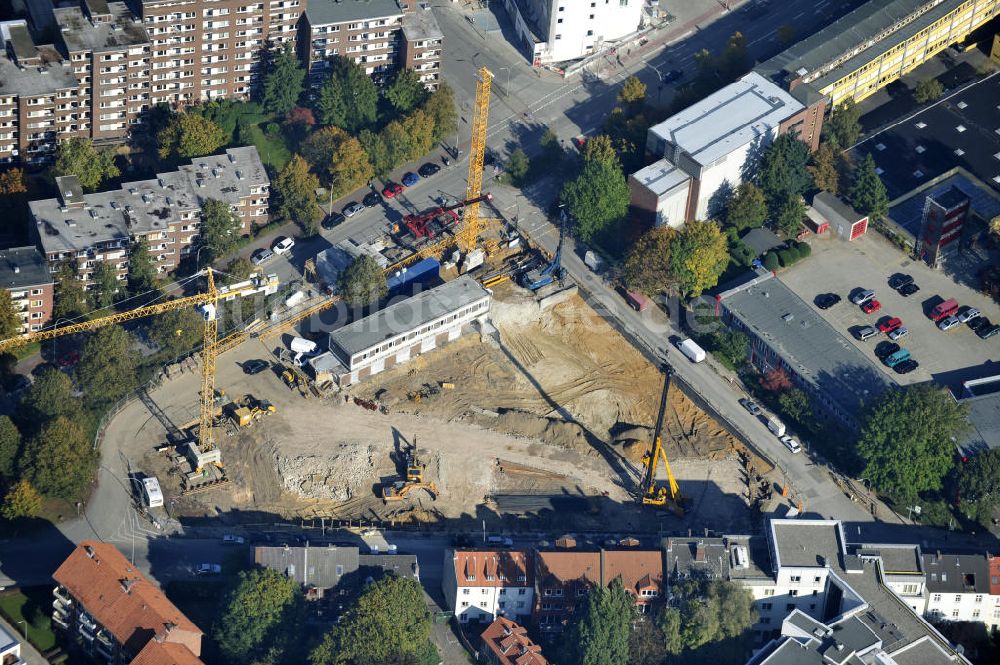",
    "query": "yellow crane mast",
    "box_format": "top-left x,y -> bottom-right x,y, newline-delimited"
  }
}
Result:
641,364 -> 684,514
